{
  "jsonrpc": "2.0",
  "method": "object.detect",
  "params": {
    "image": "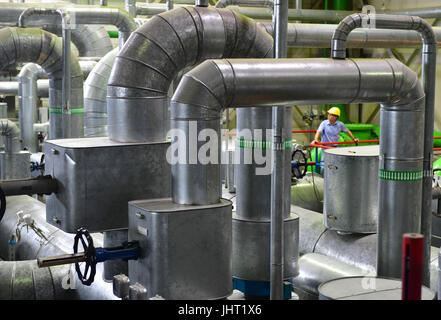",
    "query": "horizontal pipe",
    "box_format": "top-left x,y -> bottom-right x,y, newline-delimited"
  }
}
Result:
0,80 -> 48,96
0,176 -> 58,196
